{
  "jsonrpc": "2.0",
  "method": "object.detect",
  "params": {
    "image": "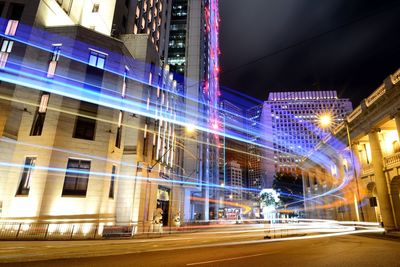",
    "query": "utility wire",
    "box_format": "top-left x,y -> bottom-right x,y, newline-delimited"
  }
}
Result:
221,2 -> 400,76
